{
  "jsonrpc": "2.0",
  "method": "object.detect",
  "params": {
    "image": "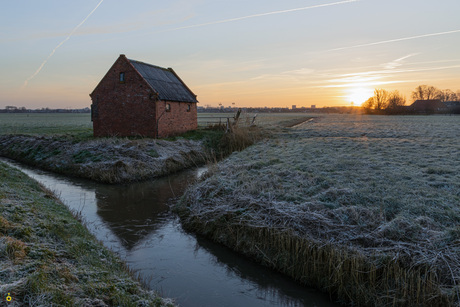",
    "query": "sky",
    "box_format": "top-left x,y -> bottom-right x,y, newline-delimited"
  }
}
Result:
1,0 -> 460,109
